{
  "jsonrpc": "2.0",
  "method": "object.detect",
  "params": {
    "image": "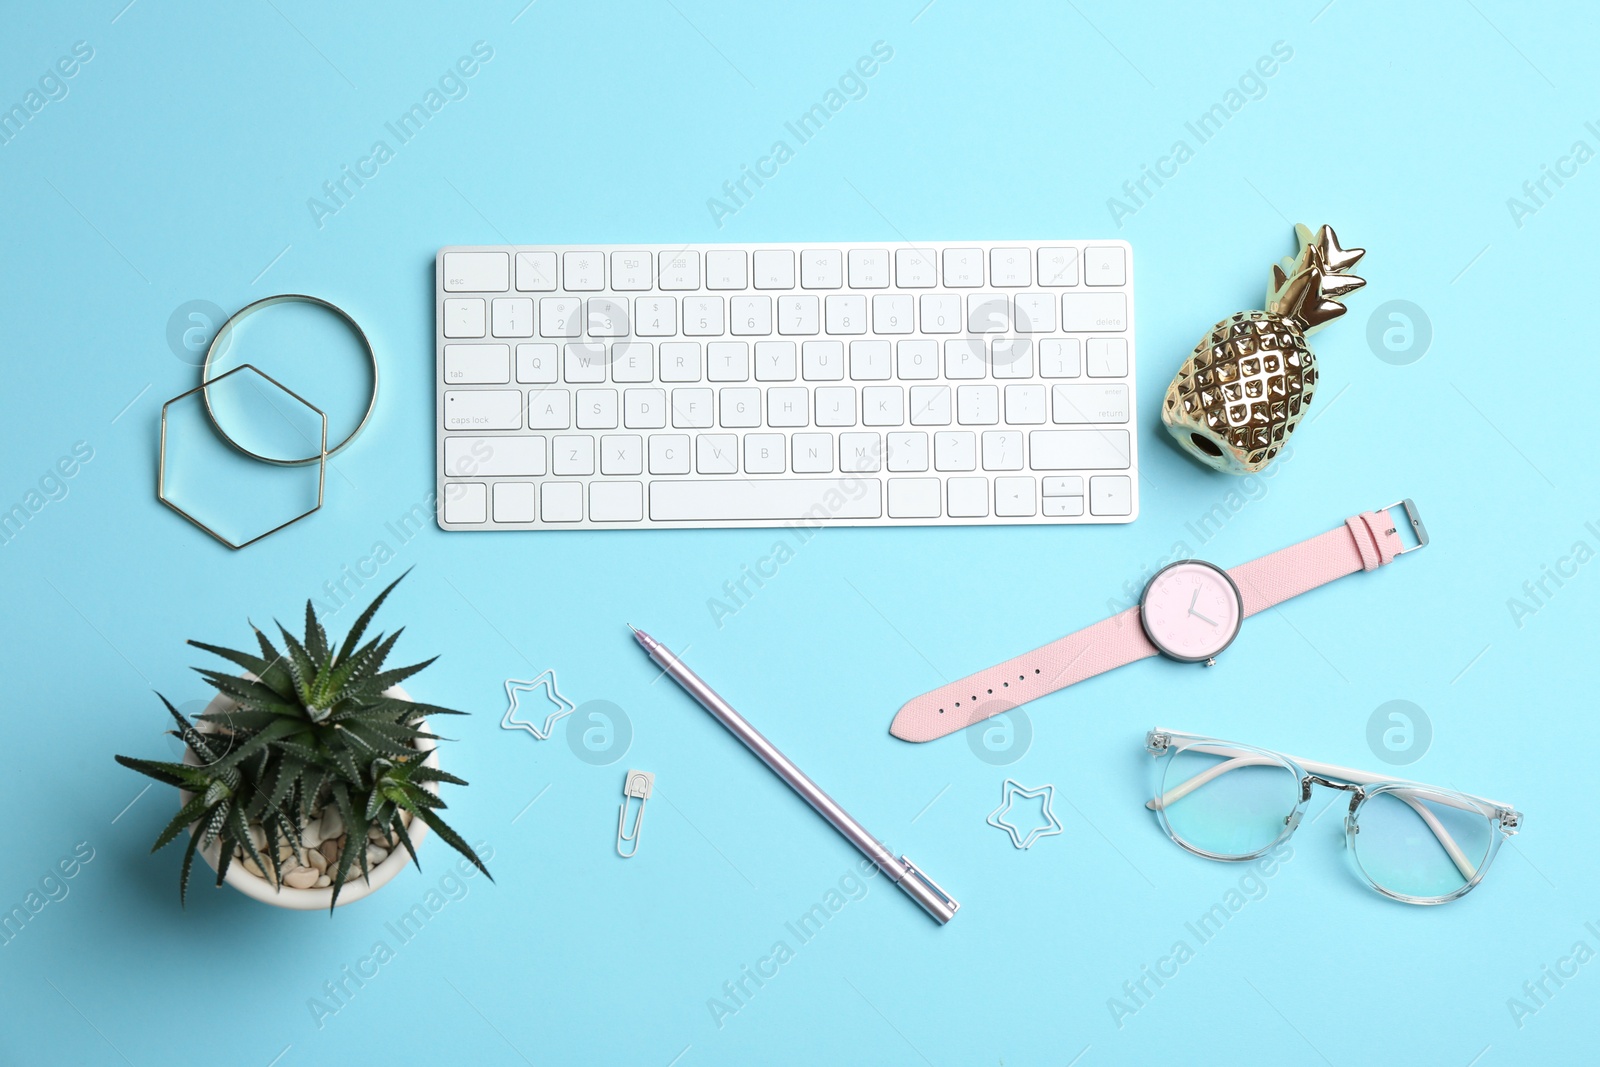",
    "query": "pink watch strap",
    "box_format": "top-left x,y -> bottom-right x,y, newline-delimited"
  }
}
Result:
890,510 -> 1408,742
